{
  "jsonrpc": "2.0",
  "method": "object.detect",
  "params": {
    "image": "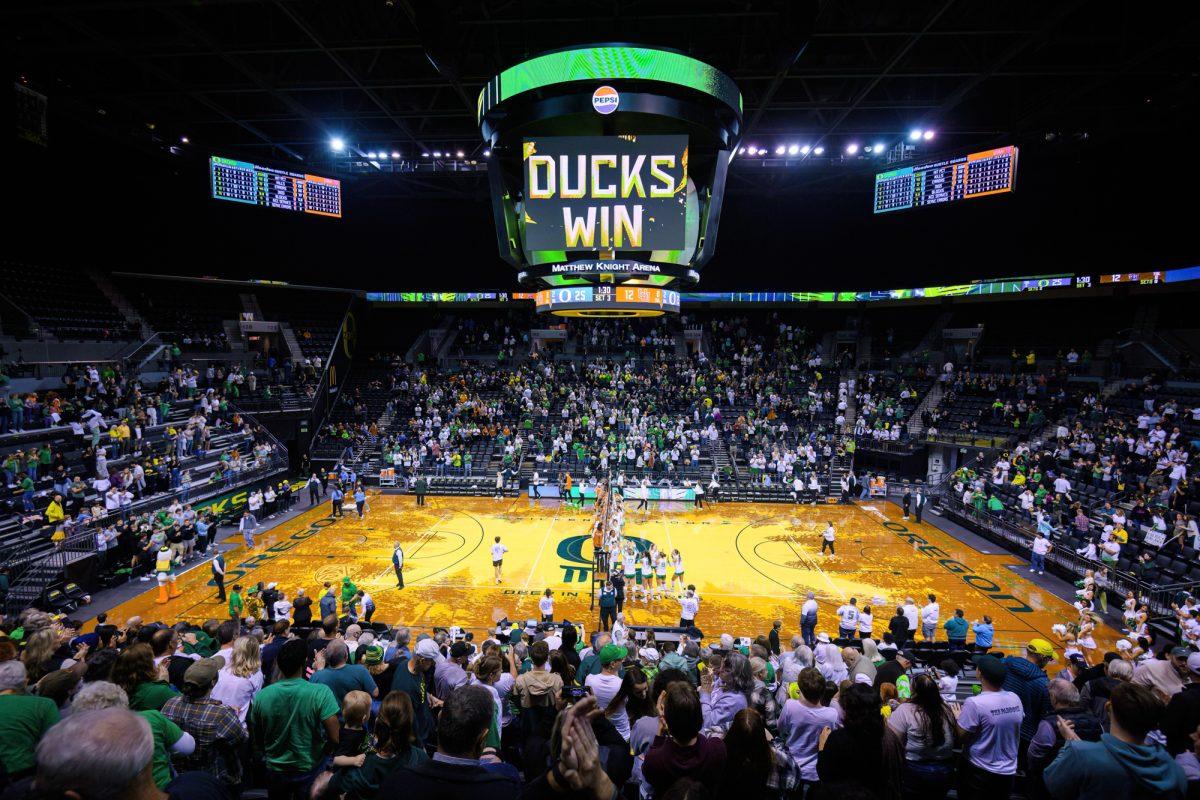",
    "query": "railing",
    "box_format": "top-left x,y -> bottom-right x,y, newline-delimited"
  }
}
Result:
935,492 -> 1188,617
1,427 -> 290,618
